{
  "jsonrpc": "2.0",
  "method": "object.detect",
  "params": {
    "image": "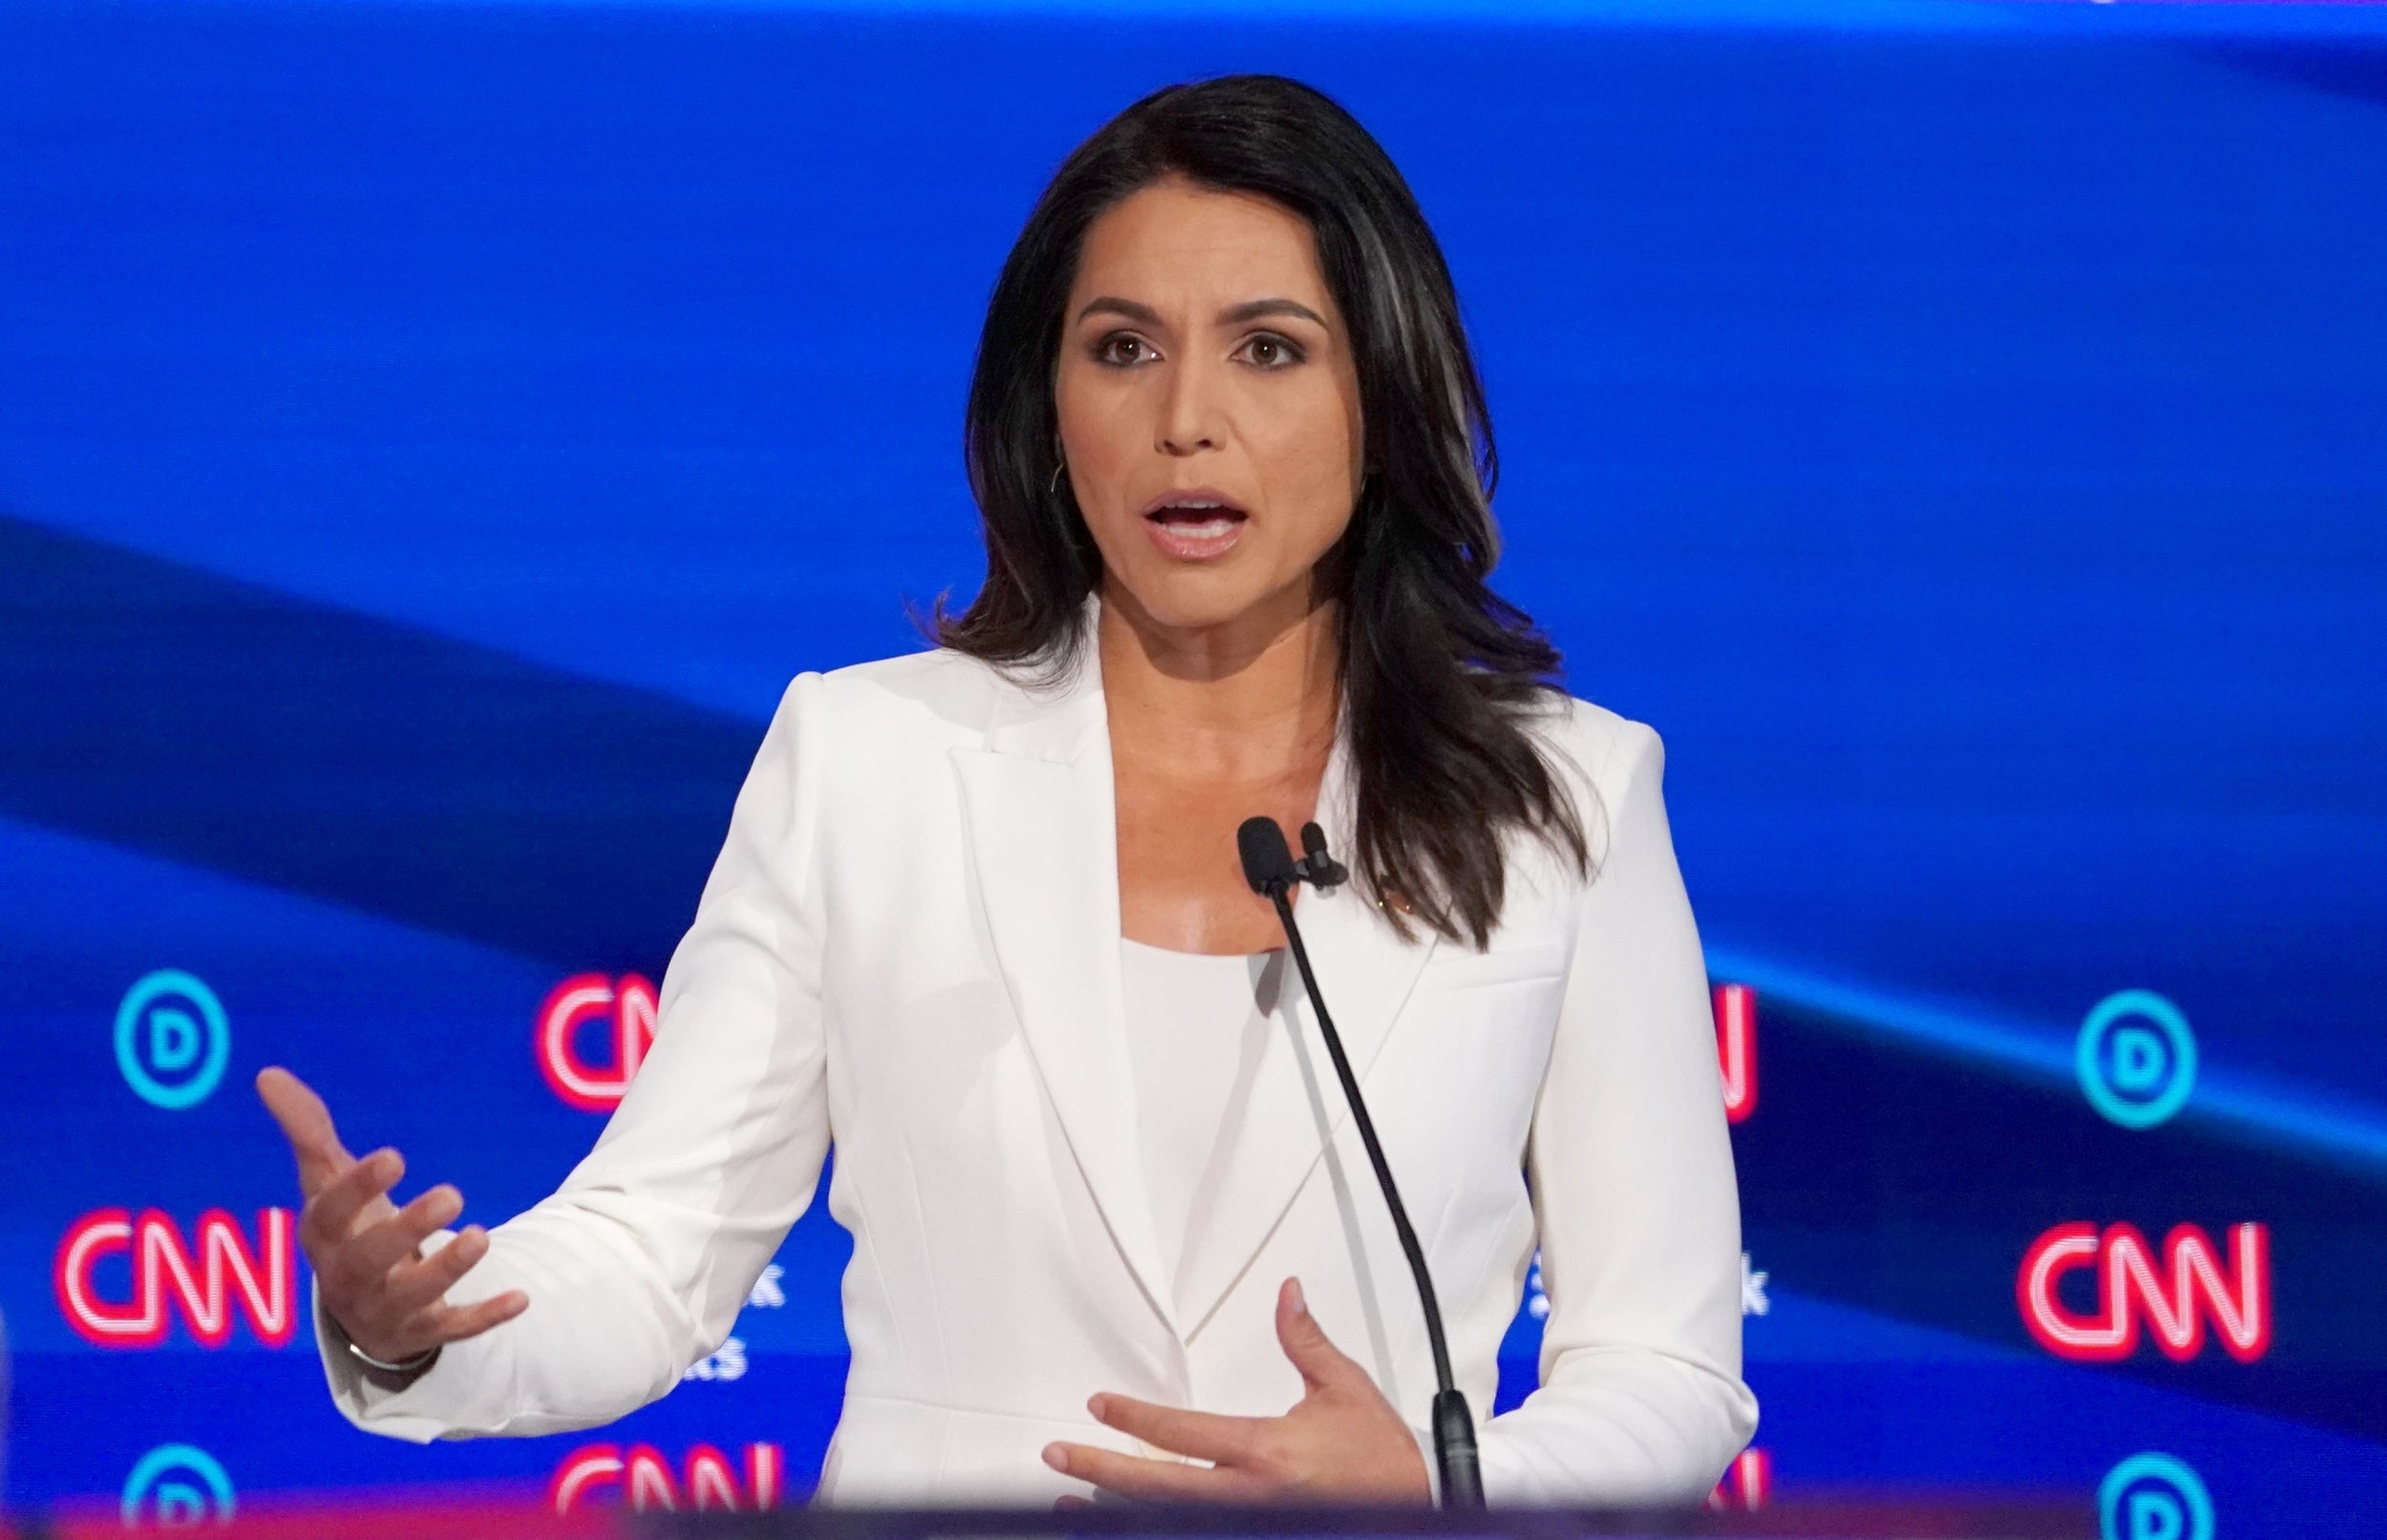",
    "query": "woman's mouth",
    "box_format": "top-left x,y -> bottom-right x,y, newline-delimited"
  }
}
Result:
1140,491 -> 1248,561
